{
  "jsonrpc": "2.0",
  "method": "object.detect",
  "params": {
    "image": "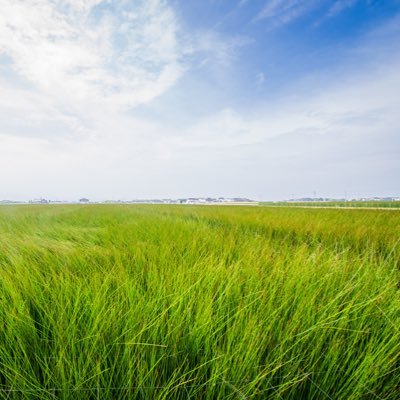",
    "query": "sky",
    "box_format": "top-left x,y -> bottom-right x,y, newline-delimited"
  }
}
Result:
0,0 -> 399,201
